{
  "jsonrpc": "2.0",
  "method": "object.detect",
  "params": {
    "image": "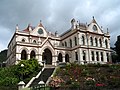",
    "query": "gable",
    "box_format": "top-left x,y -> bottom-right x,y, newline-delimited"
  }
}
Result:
30,24 -> 48,37
87,18 -> 104,34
